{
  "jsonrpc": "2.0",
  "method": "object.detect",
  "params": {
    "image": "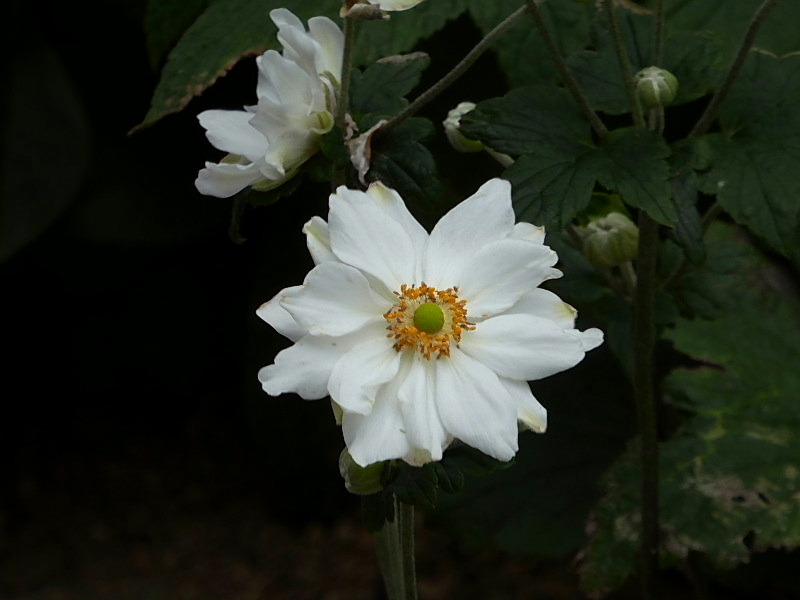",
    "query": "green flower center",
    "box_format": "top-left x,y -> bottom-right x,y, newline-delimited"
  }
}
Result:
413,302 -> 445,334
